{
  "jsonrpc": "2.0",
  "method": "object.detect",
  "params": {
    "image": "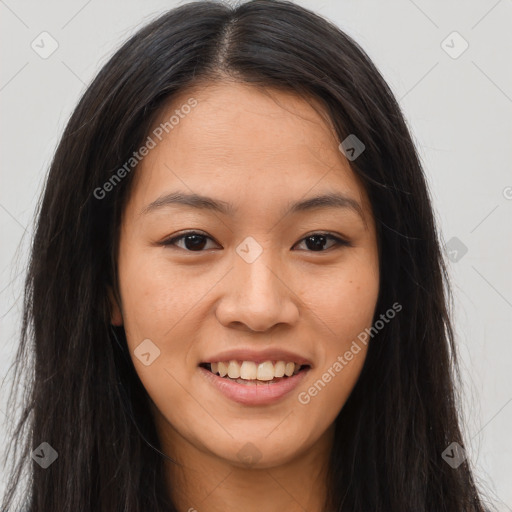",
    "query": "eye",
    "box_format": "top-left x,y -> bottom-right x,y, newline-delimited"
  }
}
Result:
293,233 -> 351,252
160,231 -> 350,253
161,231 -> 219,252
